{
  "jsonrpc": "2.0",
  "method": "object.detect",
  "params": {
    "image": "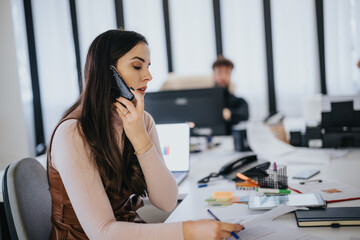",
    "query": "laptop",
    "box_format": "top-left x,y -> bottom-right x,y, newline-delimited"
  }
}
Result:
155,123 -> 190,184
